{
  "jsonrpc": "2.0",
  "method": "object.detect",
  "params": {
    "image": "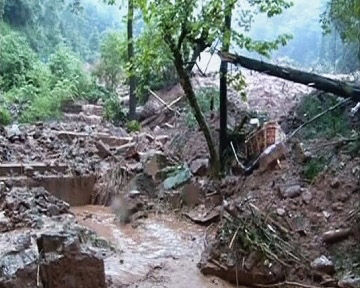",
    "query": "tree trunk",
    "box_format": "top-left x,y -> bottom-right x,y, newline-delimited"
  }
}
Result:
173,50 -> 220,178
219,51 -> 360,102
127,0 -> 137,120
219,1 -> 233,174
